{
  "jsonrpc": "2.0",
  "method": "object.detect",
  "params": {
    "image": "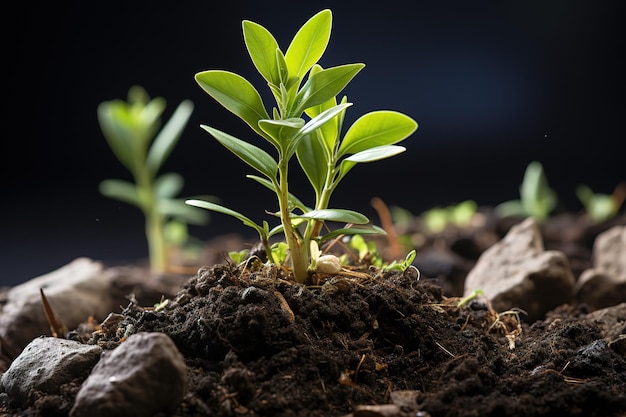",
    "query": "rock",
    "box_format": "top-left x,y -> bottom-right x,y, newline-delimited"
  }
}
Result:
575,225 -> 626,310
0,336 -> 102,407
0,258 -> 115,354
463,217 -> 575,322
70,332 -> 187,417
586,302 -> 626,356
